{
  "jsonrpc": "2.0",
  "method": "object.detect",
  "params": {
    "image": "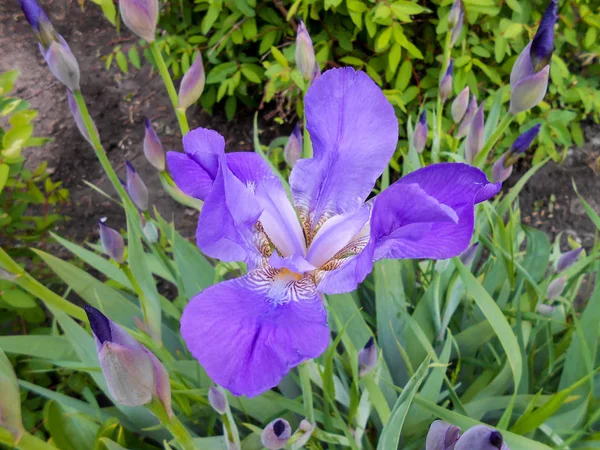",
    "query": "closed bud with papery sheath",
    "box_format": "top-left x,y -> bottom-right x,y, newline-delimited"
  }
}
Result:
358,337 -> 378,377
143,119 -> 165,171
465,103 -> 484,164
439,60 -> 454,103
126,161 -> 149,211
84,306 -> 172,415
284,124 -> 303,167
547,276 -> 566,300
0,350 -> 24,443
119,0 -> 158,42
452,86 -> 470,123
448,0 -> 464,46
426,420 -> 461,450
460,242 -> 479,267
261,419 -> 292,450
493,124 -> 541,182
556,247 -> 583,272
454,425 -> 510,450
99,218 -> 125,264
178,52 -> 205,110
509,0 -> 558,114
142,221 -> 159,244
296,20 -> 316,80
19,0 -> 80,91
456,95 -> 477,138
491,154 -> 513,183
412,111 -> 428,154
67,89 -> 97,145
208,386 -> 228,415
